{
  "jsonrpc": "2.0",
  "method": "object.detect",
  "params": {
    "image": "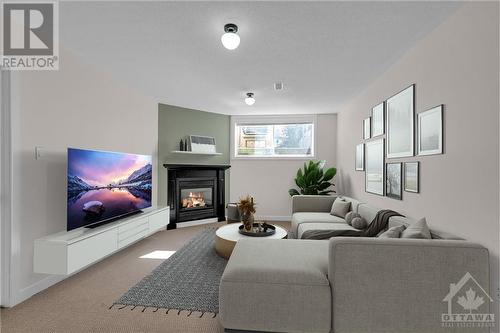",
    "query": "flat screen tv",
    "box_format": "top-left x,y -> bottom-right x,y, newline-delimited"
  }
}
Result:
67,148 -> 152,231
